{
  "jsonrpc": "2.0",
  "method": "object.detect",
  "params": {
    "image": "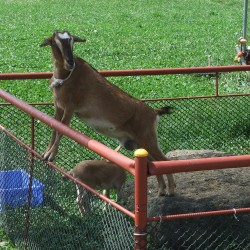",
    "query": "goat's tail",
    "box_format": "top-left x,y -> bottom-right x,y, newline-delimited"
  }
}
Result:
155,106 -> 174,116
